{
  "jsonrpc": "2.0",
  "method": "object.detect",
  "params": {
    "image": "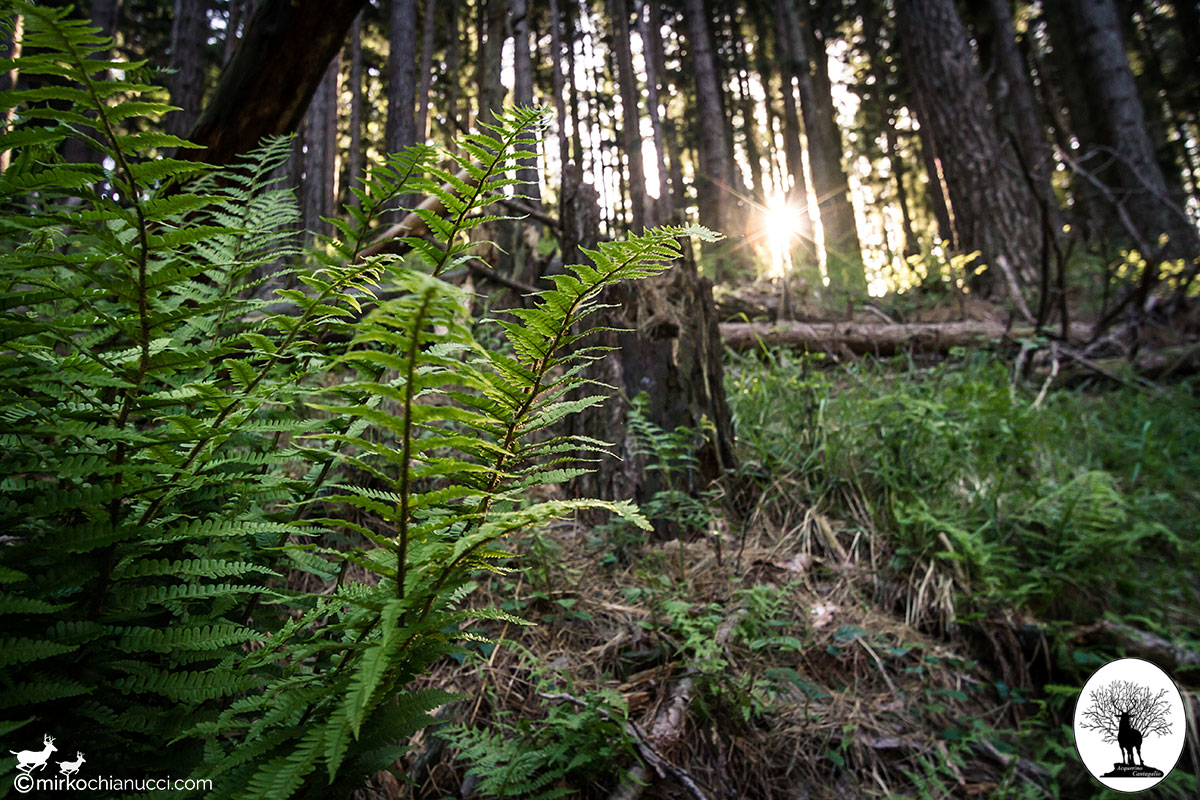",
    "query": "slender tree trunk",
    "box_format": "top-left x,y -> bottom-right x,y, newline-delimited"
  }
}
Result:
302,54 -> 339,240
415,0 -> 435,143
772,0 -> 817,280
549,0 -> 569,173
223,0 -> 247,65
636,0 -> 670,223
858,0 -> 917,258
479,0 -> 507,123
731,24 -> 765,203
782,0 -> 864,300
1066,0 -> 1200,264
896,0 -> 1041,293
682,0 -> 737,241
512,0 -> 540,206
446,1 -> 461,145
343,13 -> 363,206
610,0 -> 647,231
565,1 -> 583,167
168,0 -> 209,137
387,0 -> 417,158
987,0 -> 1053,198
